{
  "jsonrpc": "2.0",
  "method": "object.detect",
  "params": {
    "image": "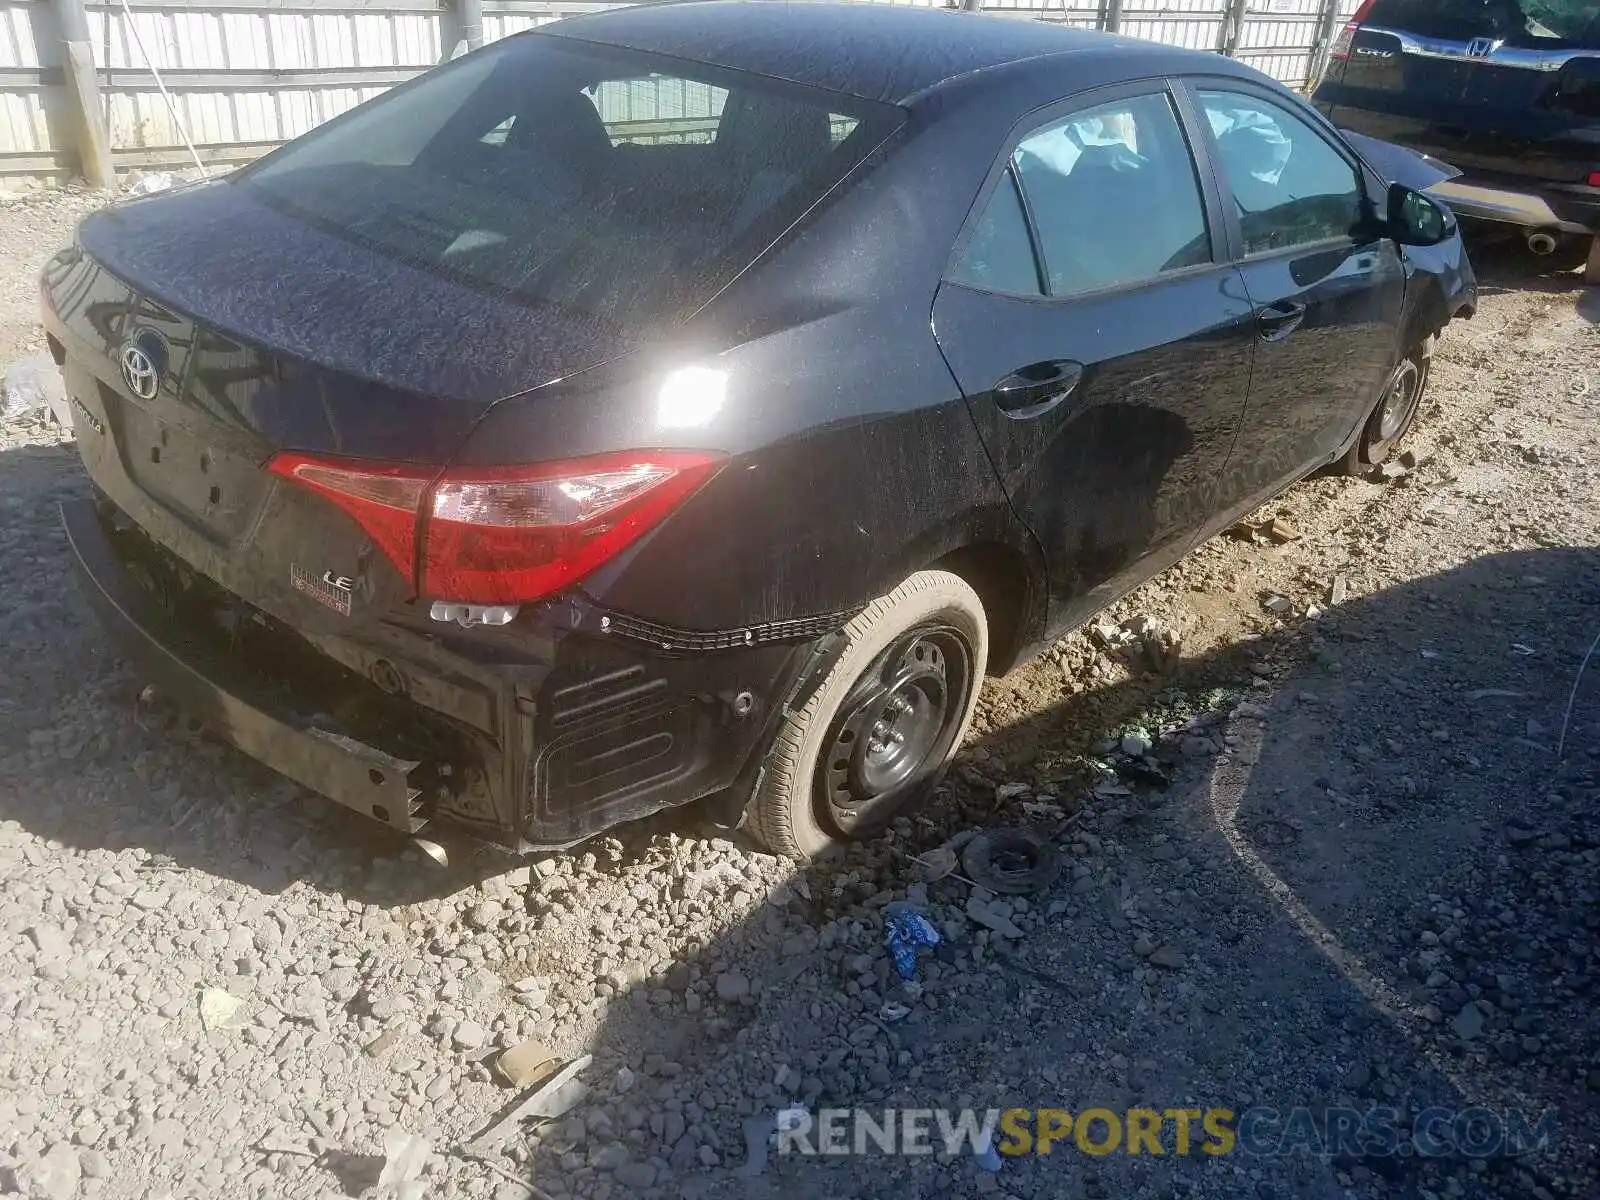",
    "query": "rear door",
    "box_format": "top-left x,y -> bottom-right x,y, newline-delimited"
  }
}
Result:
931,83 -> 1257,634
1321,0 -> 1600,183
1188,82 -> 1405,509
